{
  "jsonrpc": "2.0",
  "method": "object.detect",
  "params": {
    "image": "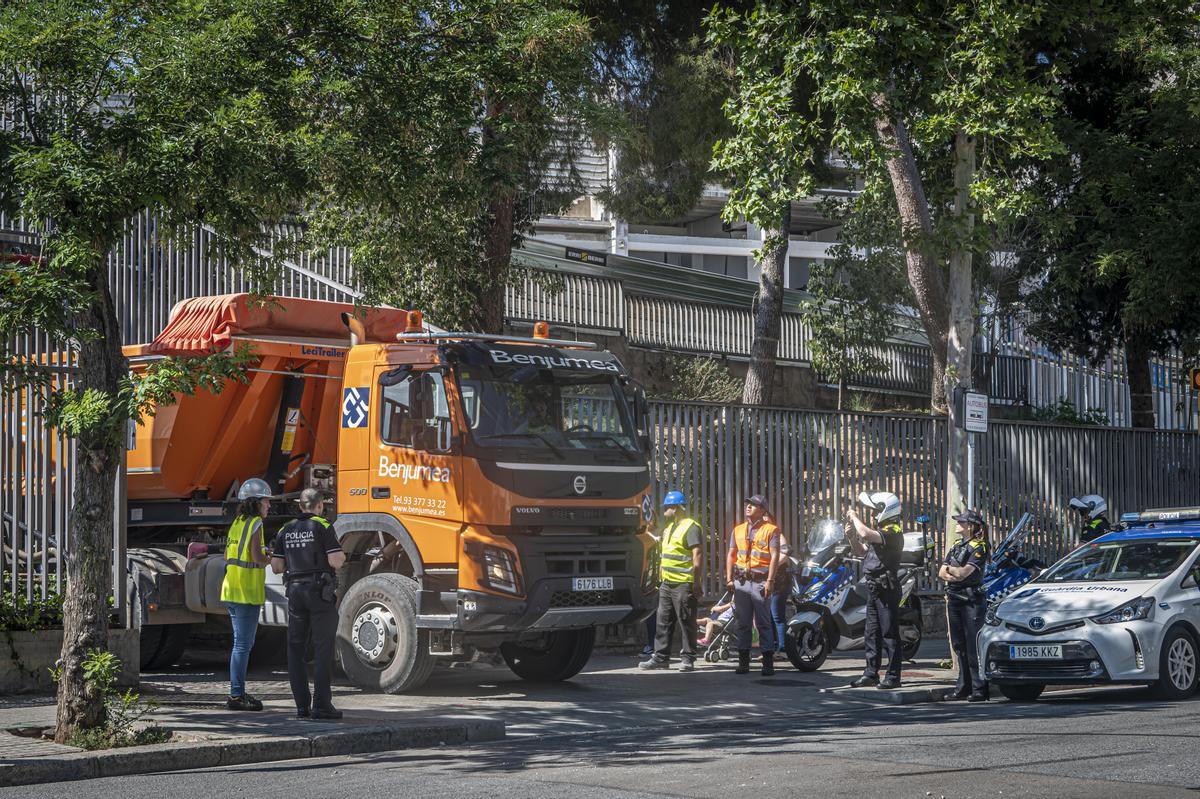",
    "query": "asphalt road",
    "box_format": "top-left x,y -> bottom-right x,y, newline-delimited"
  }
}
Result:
5,653 -> 1198,799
